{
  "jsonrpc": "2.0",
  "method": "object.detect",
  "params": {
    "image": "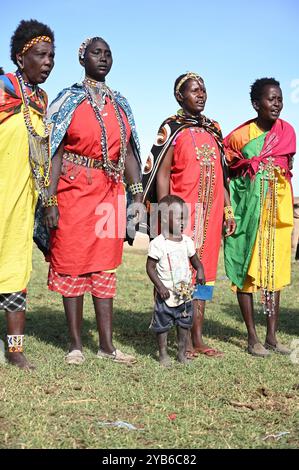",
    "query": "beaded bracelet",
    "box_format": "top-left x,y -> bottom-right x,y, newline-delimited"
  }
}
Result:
43,194 -> 58,208
129,182 -> 143,195
224,205 -> 234,220
7,335 -> 24,353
